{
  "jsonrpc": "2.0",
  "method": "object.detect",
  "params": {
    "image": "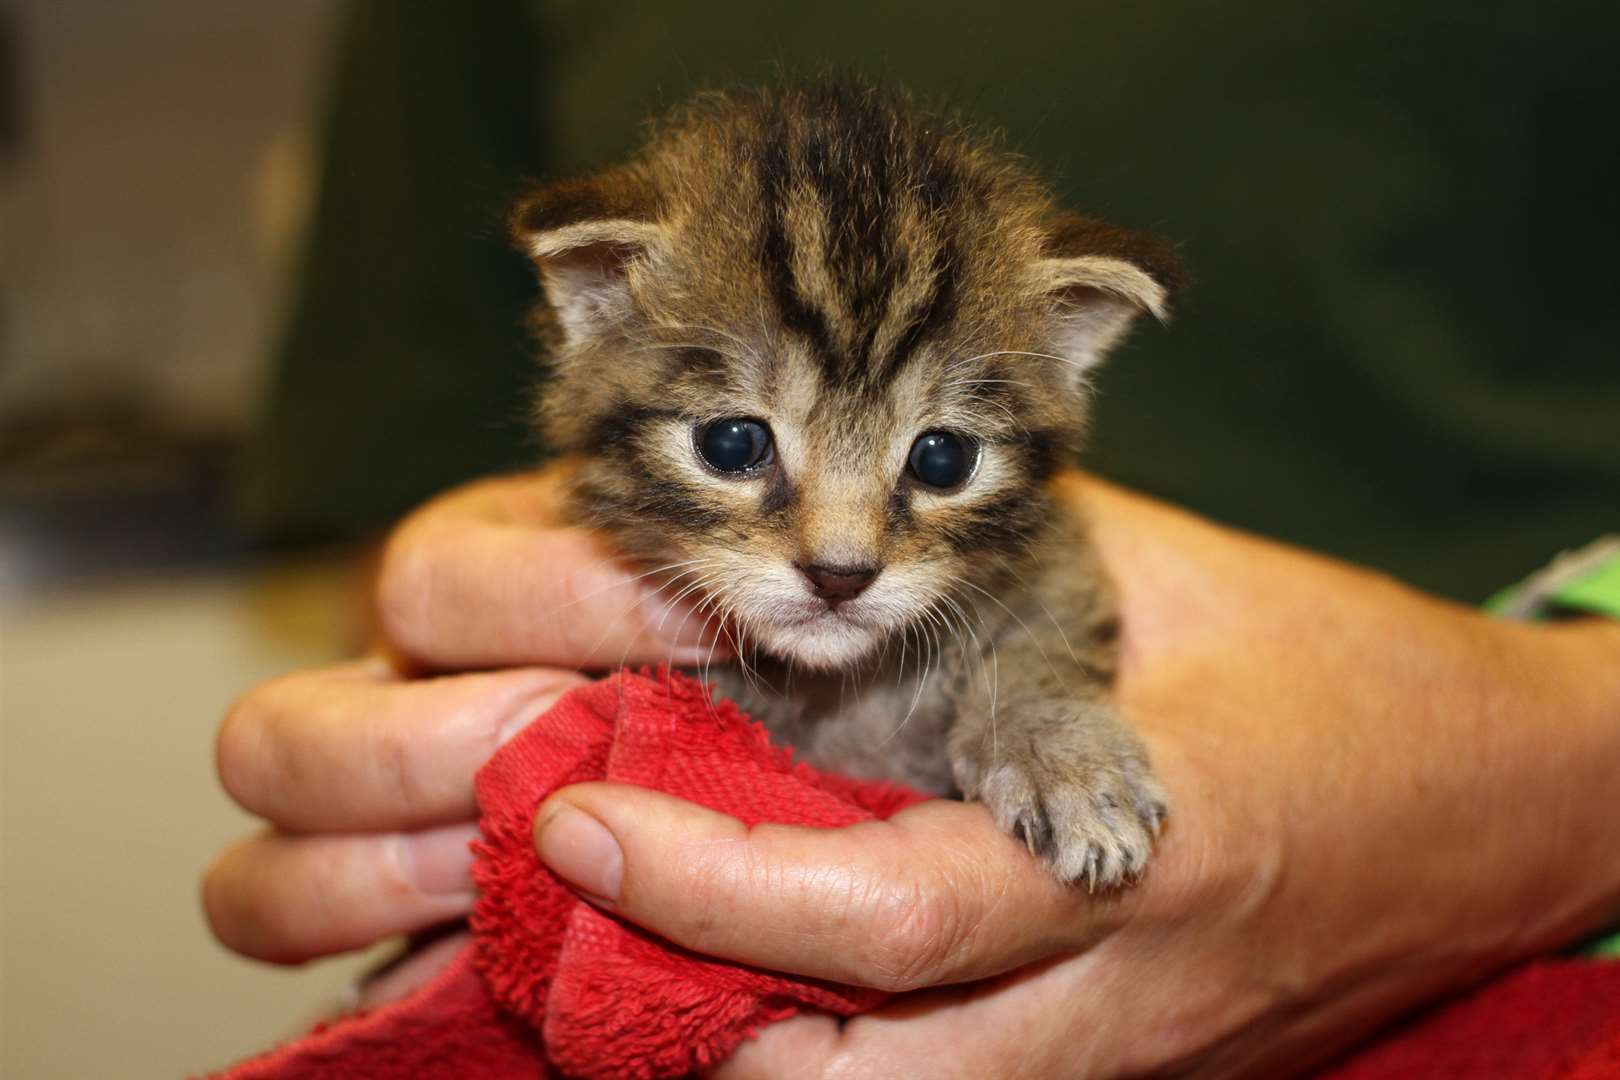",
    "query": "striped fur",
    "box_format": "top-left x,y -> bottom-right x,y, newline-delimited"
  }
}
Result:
512,82 -> 1178,887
